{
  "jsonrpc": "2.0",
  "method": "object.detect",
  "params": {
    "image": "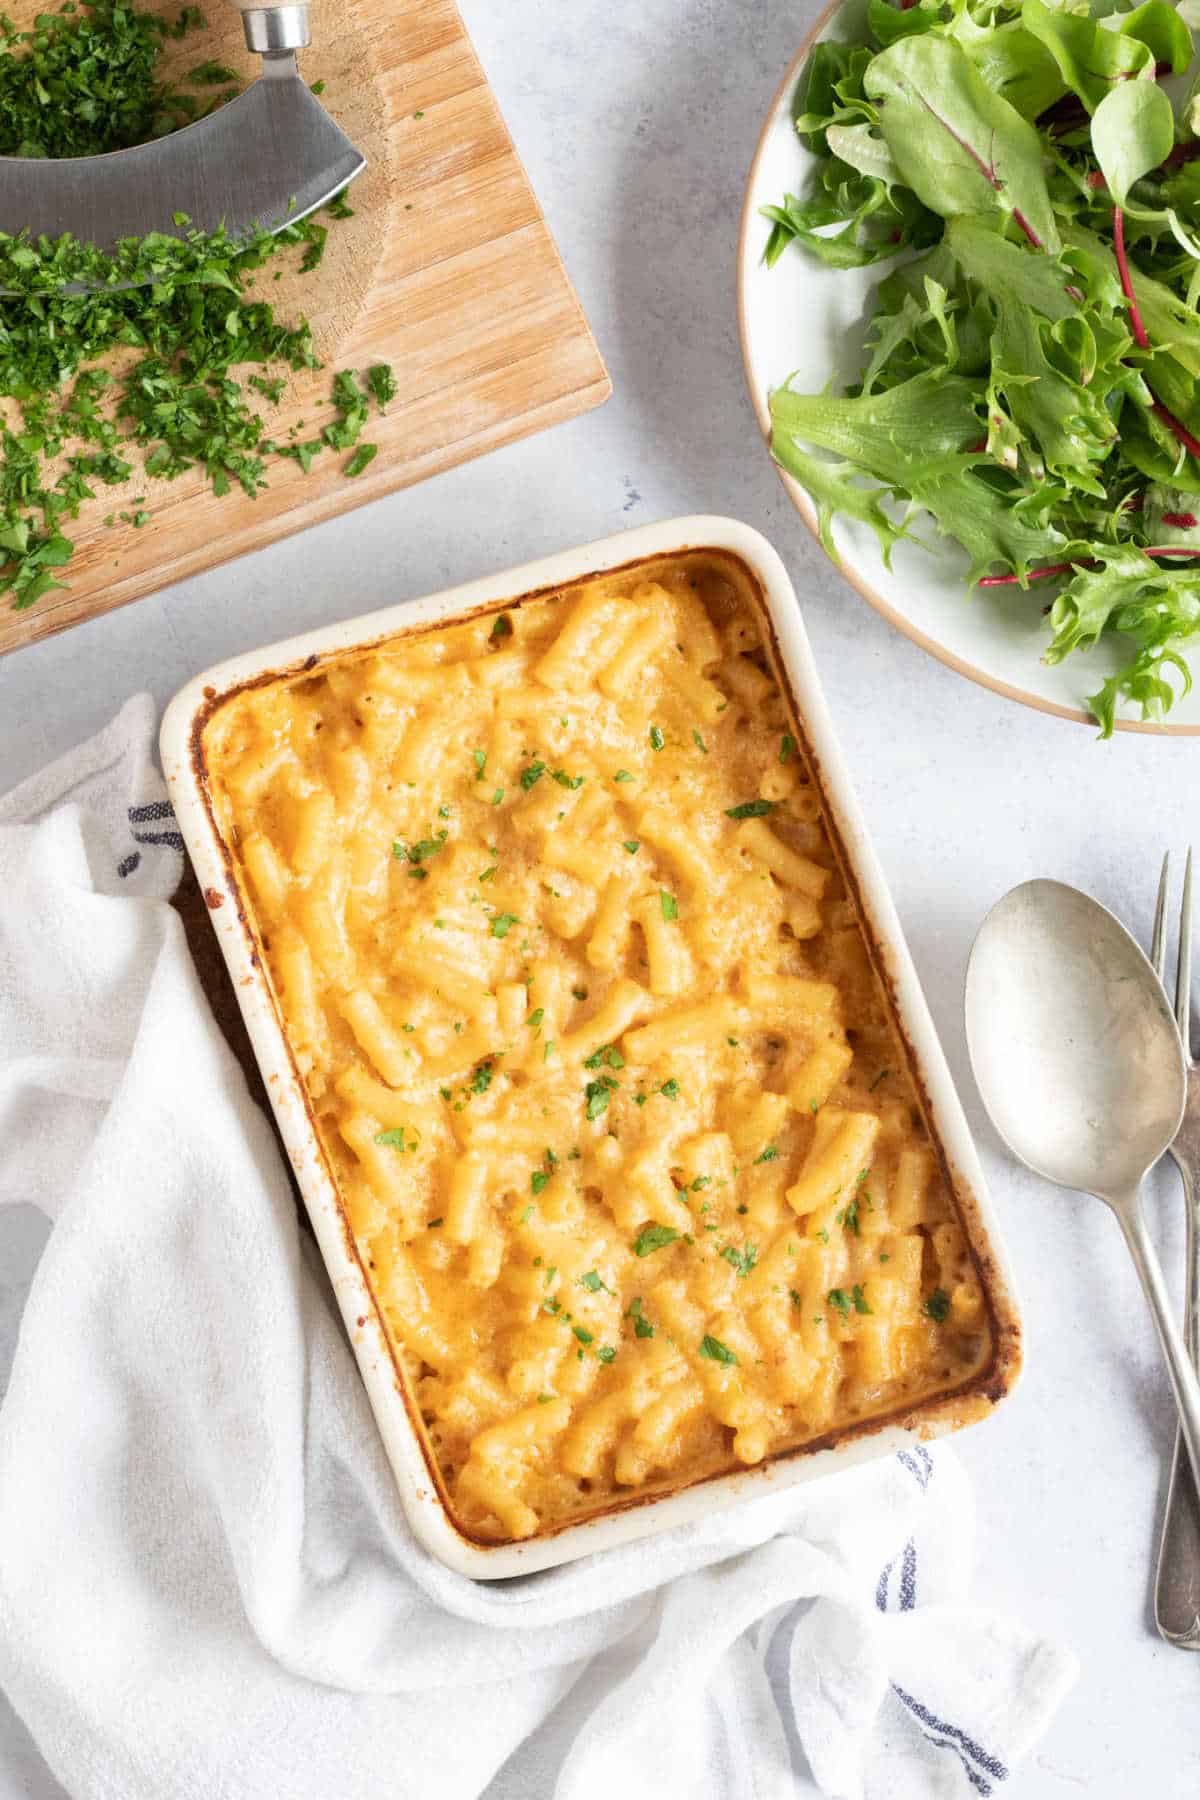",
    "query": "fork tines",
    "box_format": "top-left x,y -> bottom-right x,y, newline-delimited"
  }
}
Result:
1154,850 -> 1195,1059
